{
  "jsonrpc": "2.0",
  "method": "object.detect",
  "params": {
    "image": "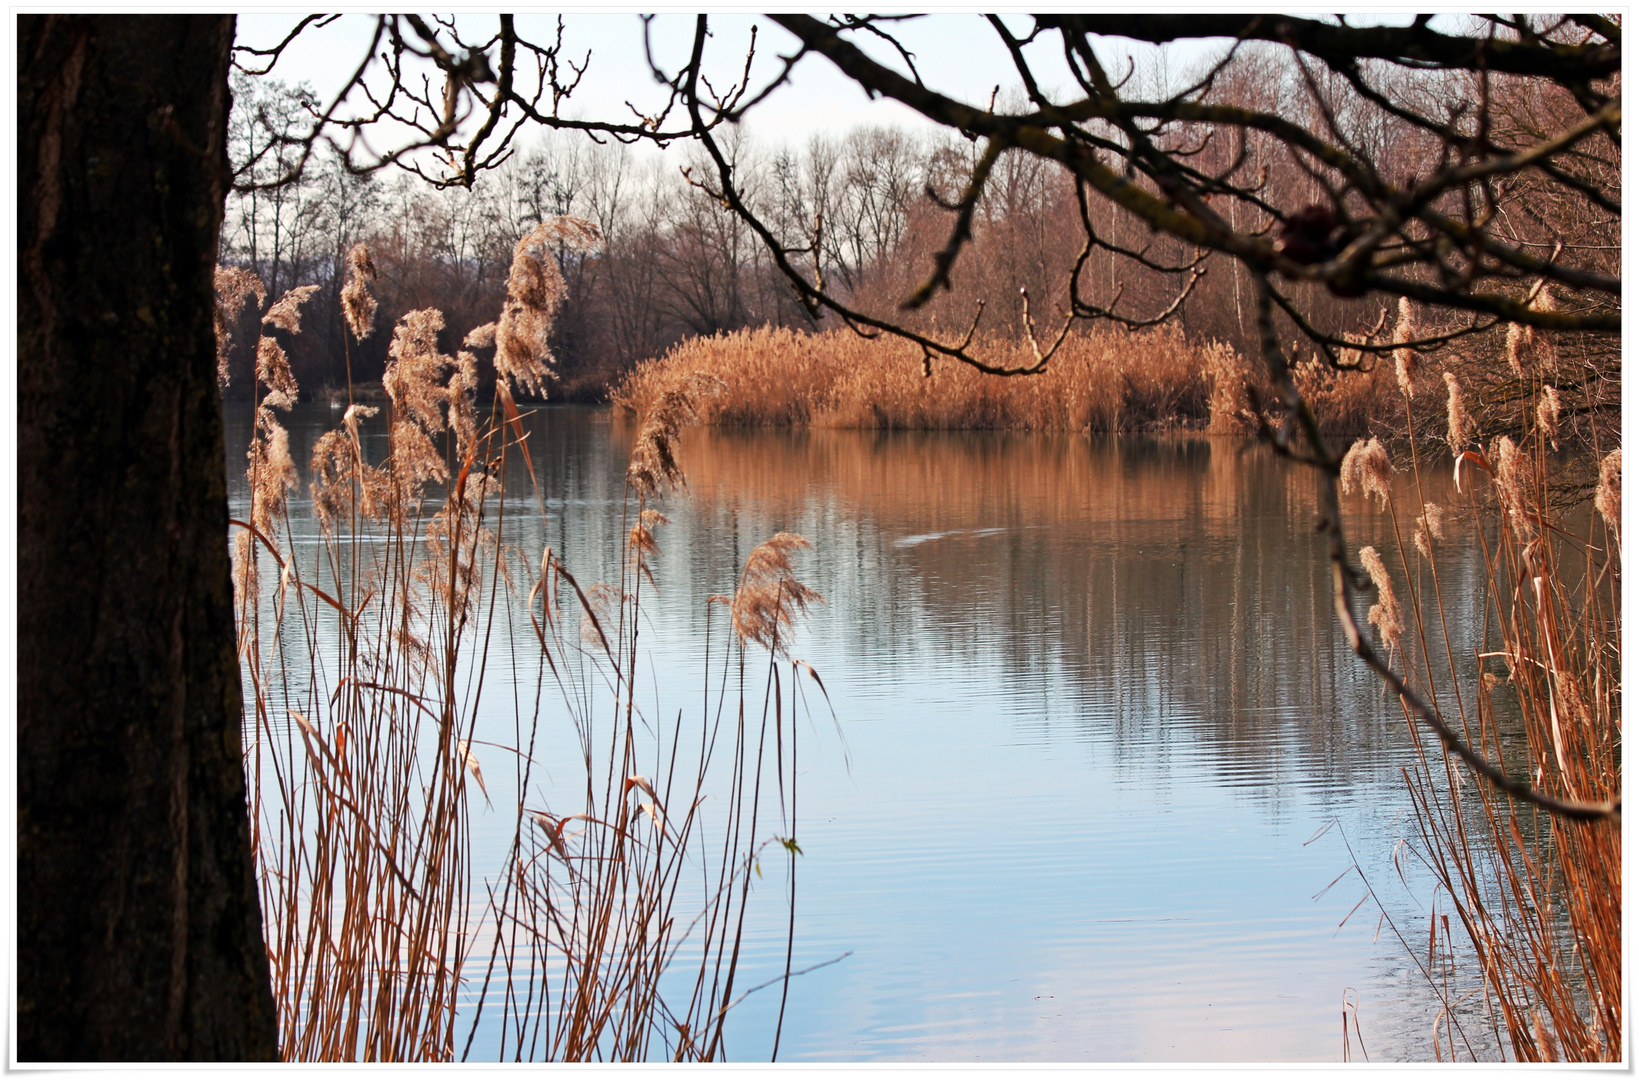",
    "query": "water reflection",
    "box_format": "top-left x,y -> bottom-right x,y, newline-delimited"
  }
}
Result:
228,404 -> 1479,1062
676,427 -> 1434,800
